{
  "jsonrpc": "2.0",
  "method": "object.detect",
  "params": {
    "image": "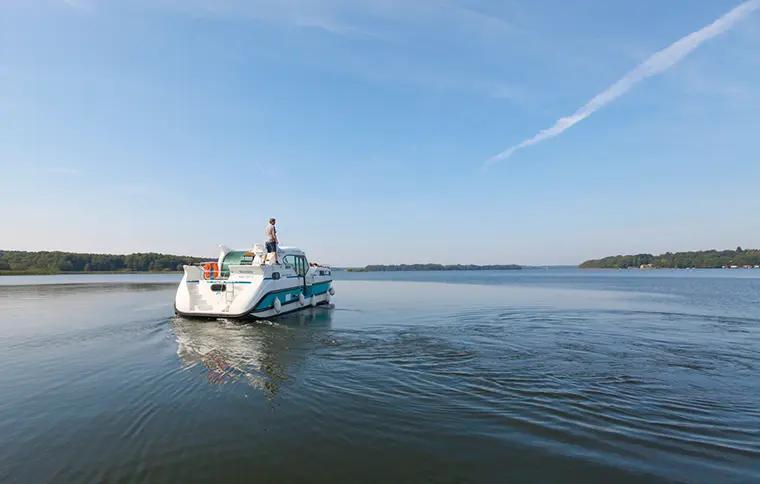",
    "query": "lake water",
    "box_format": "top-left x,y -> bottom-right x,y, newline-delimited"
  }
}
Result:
1,269 -> 759,483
